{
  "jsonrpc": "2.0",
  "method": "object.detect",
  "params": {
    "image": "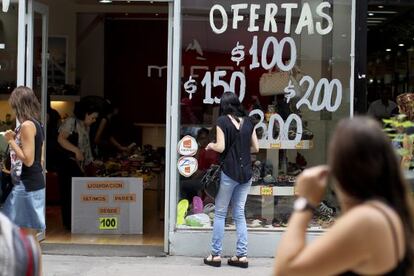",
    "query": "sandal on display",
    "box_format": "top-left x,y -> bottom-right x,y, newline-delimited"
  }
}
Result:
203,255 -> 222,267
228,256 -> 249,268
192,196 -> 203,214
176,199 -> 189,226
